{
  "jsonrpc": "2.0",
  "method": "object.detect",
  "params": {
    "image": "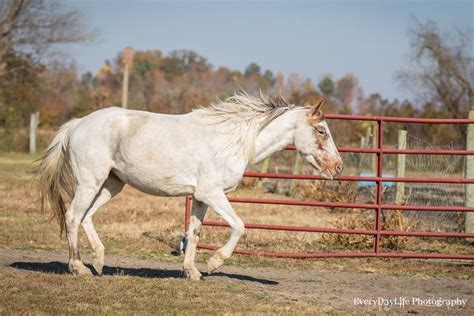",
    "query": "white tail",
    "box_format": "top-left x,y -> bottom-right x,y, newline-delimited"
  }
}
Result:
37,118 -> 82,234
